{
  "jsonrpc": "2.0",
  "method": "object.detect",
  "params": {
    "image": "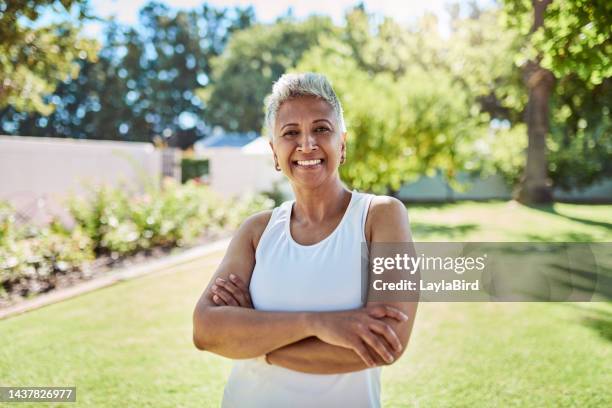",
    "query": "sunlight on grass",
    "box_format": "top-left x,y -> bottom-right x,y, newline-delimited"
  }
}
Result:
409,201 -> 612,242
0,254 -> 231,407
383,302 -> 612,407
1,202 -> 611,407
